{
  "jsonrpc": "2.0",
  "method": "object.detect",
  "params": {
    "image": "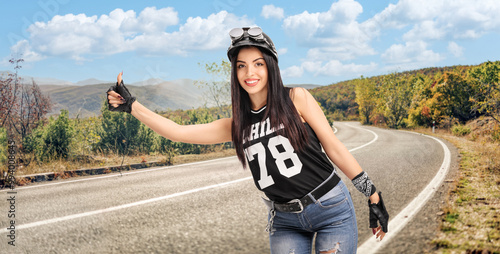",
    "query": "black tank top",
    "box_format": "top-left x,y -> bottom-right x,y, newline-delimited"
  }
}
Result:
243,106 -> 336,202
